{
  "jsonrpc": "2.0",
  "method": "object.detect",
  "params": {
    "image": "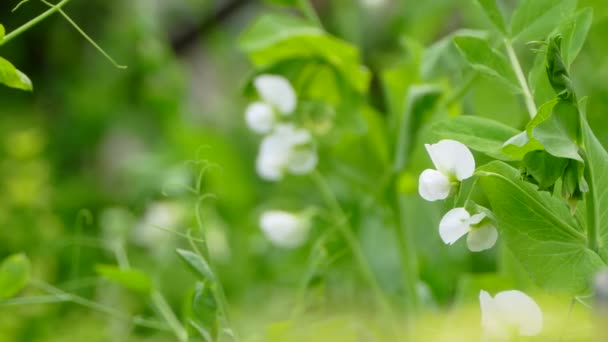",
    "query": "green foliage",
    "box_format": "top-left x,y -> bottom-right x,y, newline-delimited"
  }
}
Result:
560,8 -> 593,69
0,253 -> 31,299
95,264 -> 152,294
476,0 -> 507,34
431,115 -> 519,160
176,249 -> 215,282
478,161 -> 603,293
453,34 -> 518,91
238,13 -> 370,93
0,57 -> 32,91
510,0 -> 577,42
